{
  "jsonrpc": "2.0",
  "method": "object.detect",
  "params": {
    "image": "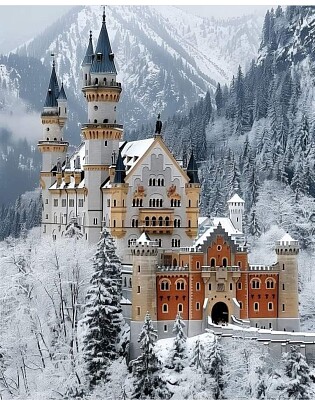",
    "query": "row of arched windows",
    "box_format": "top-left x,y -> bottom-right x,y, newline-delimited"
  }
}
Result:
86,92 -> 119,101
145,216 -> 170,227
132,199 -> 143,207
160,279 -> 186,291
170,199 -> 181,207
252,302 -> 274,311
251,278 -> 276,290
149,178 -> 165,186
171,239 -> 181,247
149,199 -> 163,207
